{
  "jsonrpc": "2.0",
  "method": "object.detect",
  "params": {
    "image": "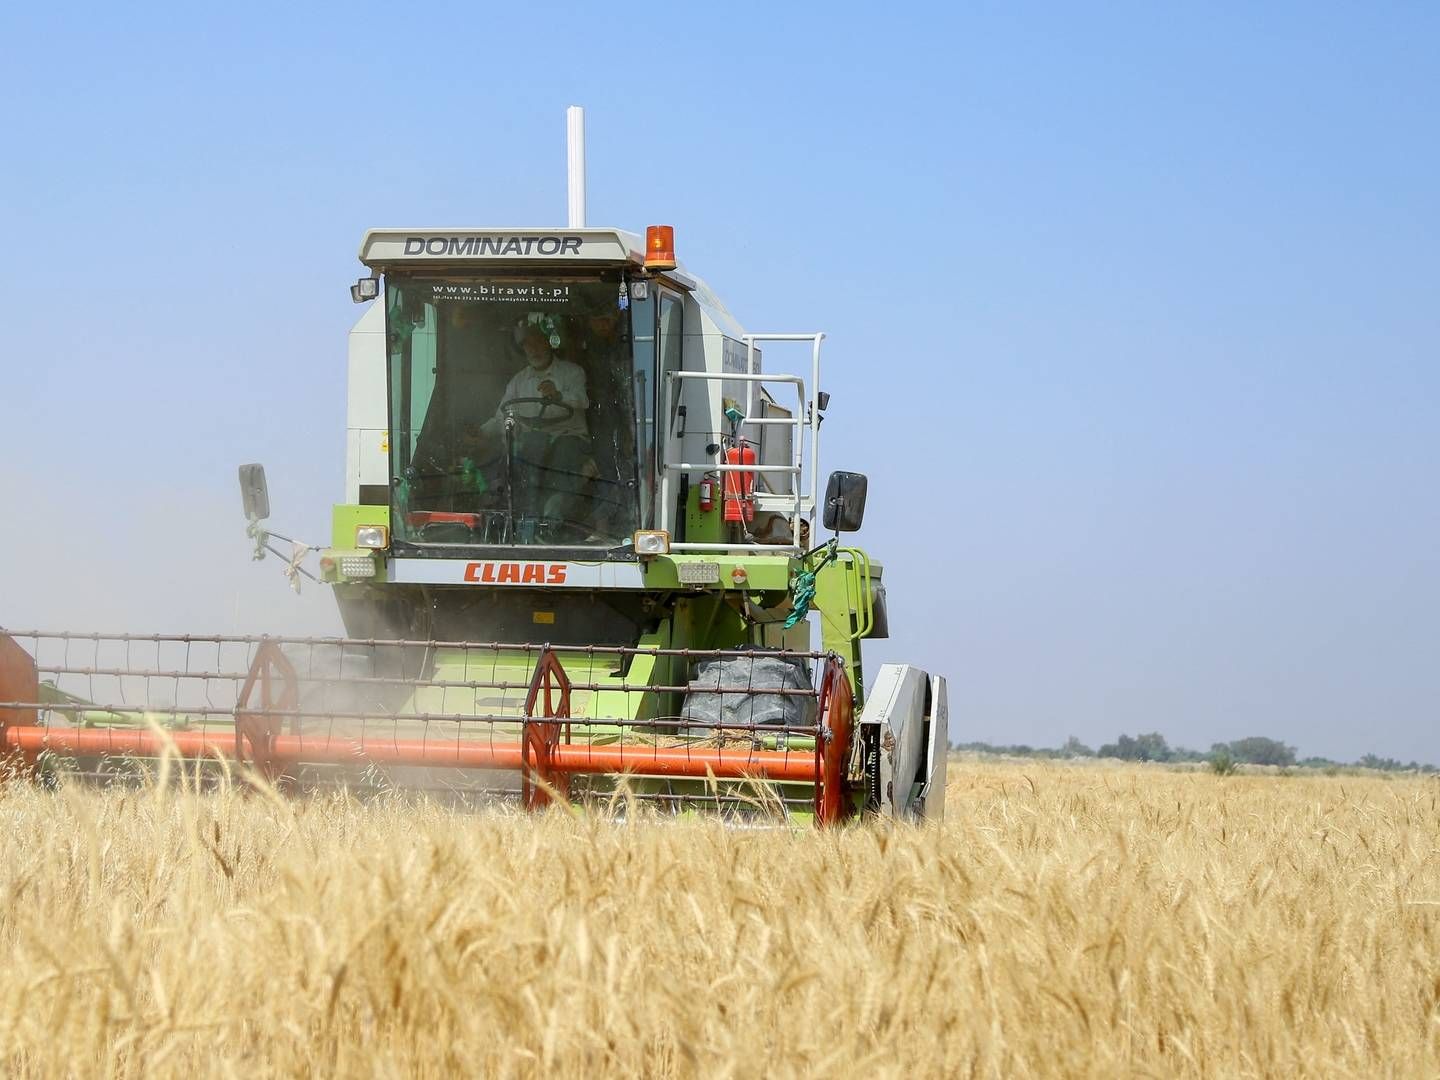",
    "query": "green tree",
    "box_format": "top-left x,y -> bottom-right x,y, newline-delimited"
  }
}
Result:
1098,732 -> 1172,762
1219,737 -> 1296,767
1358,753 -> 1403,771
